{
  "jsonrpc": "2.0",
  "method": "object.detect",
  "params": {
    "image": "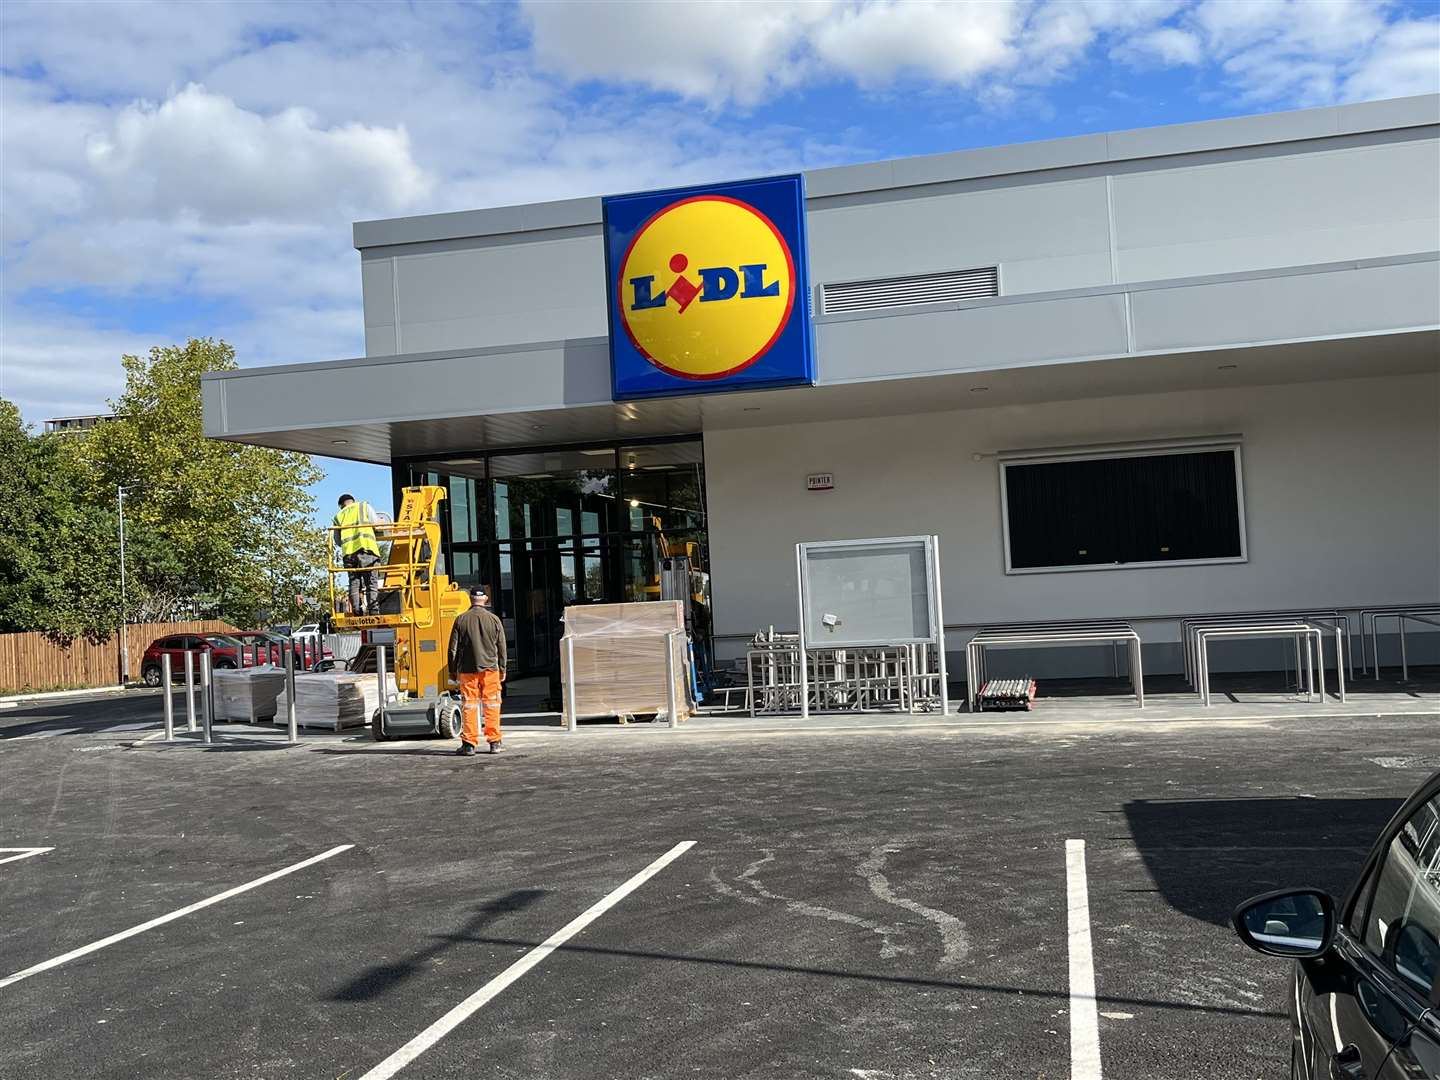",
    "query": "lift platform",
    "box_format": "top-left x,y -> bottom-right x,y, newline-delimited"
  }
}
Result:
328,485 -> 470,740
